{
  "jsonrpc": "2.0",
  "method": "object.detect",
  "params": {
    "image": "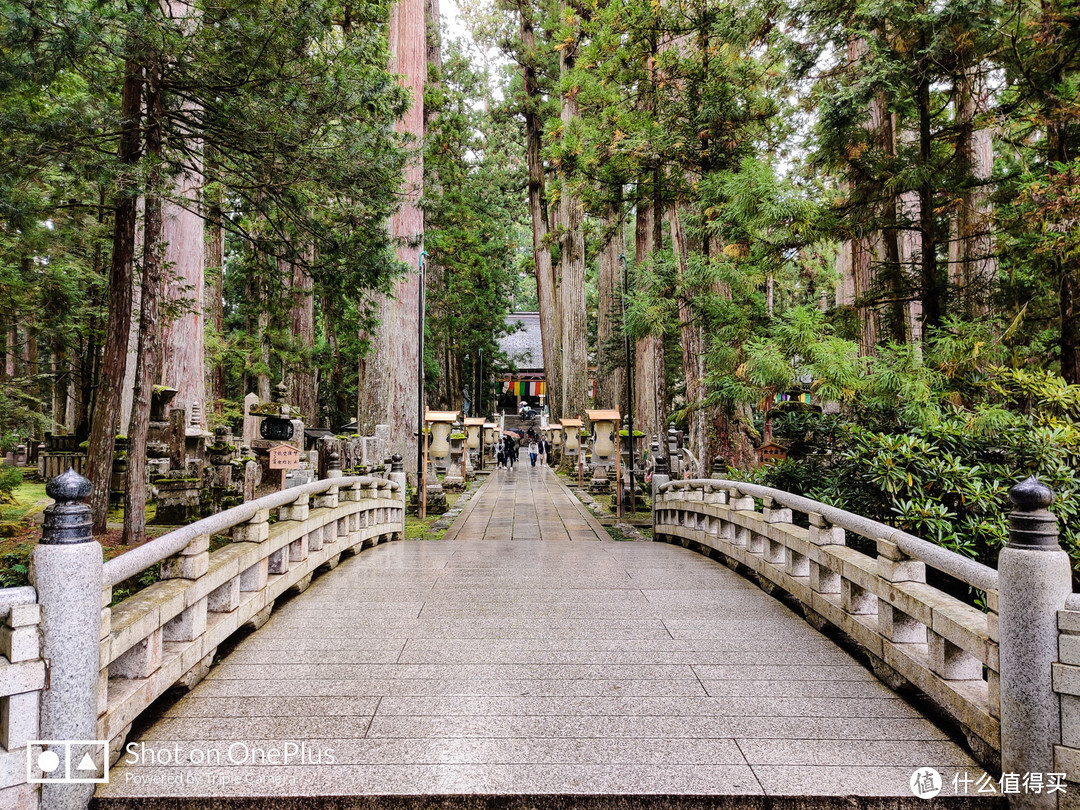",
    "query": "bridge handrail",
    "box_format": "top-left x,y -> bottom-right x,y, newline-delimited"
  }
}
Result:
659,478 -> 998,592
103,474 -> 398,587
654,476 -> 1004,763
